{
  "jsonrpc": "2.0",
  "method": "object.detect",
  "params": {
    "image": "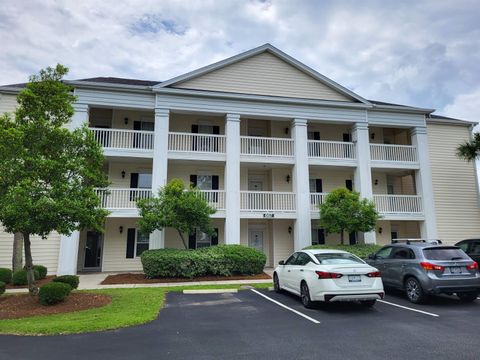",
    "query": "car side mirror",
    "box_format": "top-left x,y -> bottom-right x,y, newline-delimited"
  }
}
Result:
278,260 -> 285,265
368,254 -> 376,260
